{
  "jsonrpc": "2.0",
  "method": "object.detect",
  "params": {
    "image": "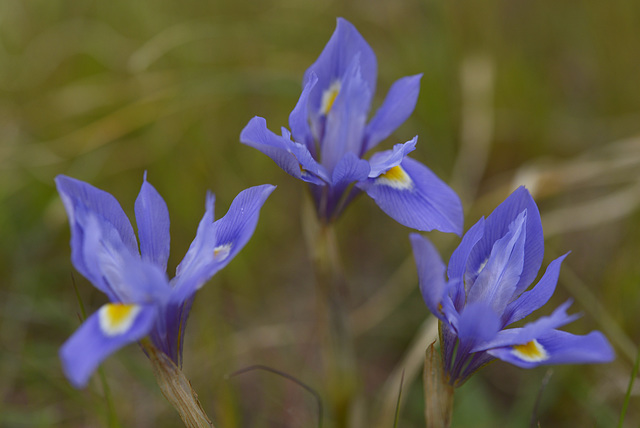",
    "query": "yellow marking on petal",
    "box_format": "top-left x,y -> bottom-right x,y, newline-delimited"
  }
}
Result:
320,81 -> 341,115
511,339 -> 549,363
99,303 -> 141,337
213,243 -> 232,261
376,165 -> 413,190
